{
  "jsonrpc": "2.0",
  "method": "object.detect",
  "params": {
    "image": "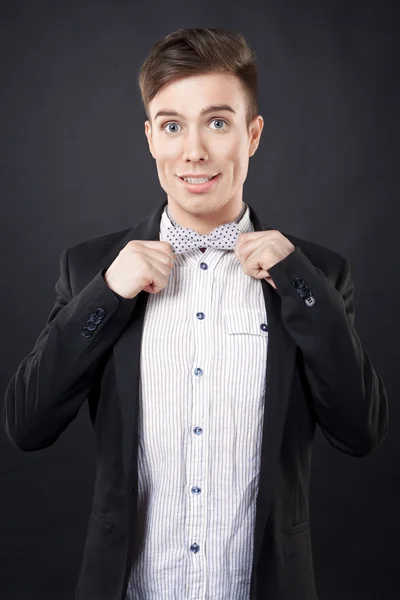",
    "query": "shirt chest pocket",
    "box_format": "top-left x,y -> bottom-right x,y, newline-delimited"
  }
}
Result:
222,309 -> 268,401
